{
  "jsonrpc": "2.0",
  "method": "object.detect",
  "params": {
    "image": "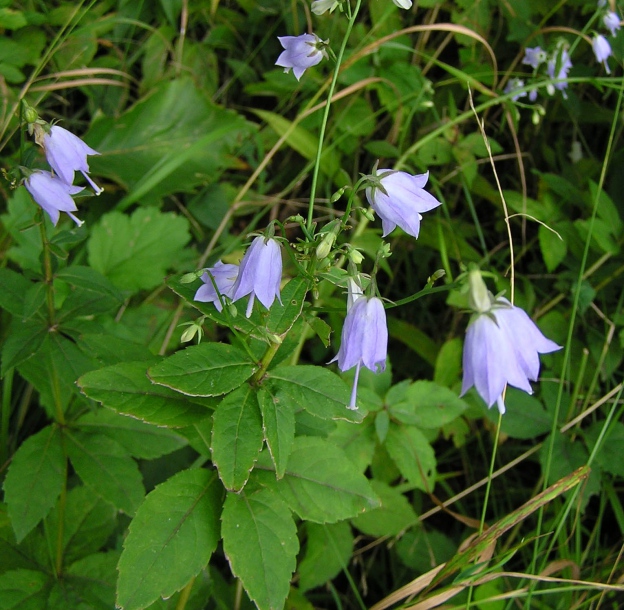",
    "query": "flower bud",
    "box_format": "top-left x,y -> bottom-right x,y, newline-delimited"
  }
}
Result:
467,268 -> 493,314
